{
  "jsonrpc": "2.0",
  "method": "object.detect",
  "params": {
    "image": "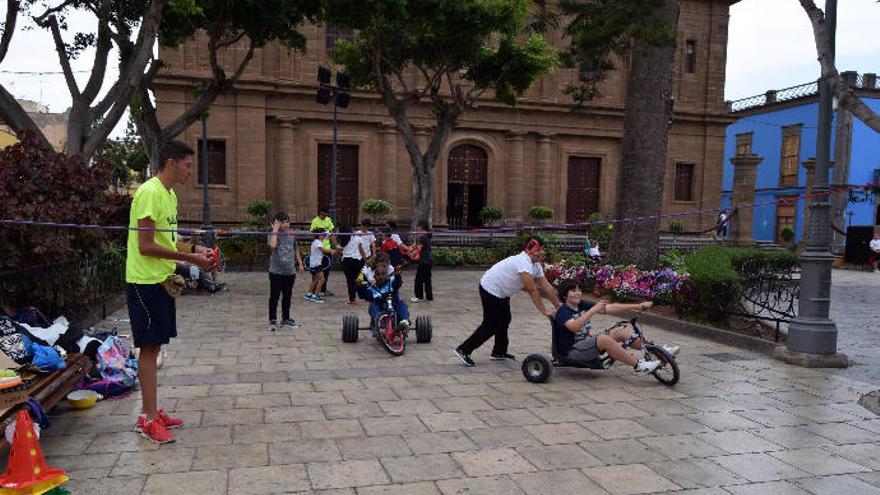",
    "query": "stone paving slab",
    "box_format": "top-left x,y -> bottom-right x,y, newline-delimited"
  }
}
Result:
24,269 -> 880,494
